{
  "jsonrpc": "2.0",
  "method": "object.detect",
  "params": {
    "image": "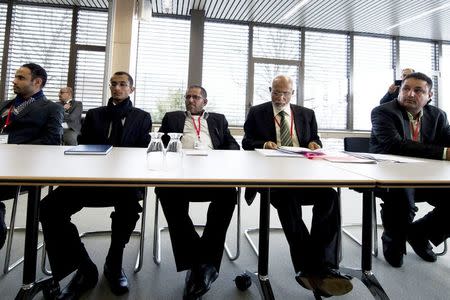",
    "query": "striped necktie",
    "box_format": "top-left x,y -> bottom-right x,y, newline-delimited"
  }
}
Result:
279,111 -> 293,146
